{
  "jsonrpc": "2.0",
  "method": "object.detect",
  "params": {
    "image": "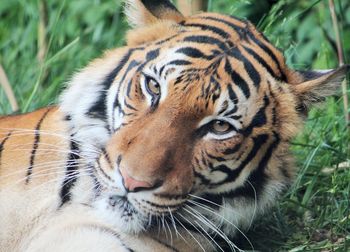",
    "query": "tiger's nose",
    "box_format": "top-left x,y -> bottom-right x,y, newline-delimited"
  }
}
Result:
120,168 -> 153,192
